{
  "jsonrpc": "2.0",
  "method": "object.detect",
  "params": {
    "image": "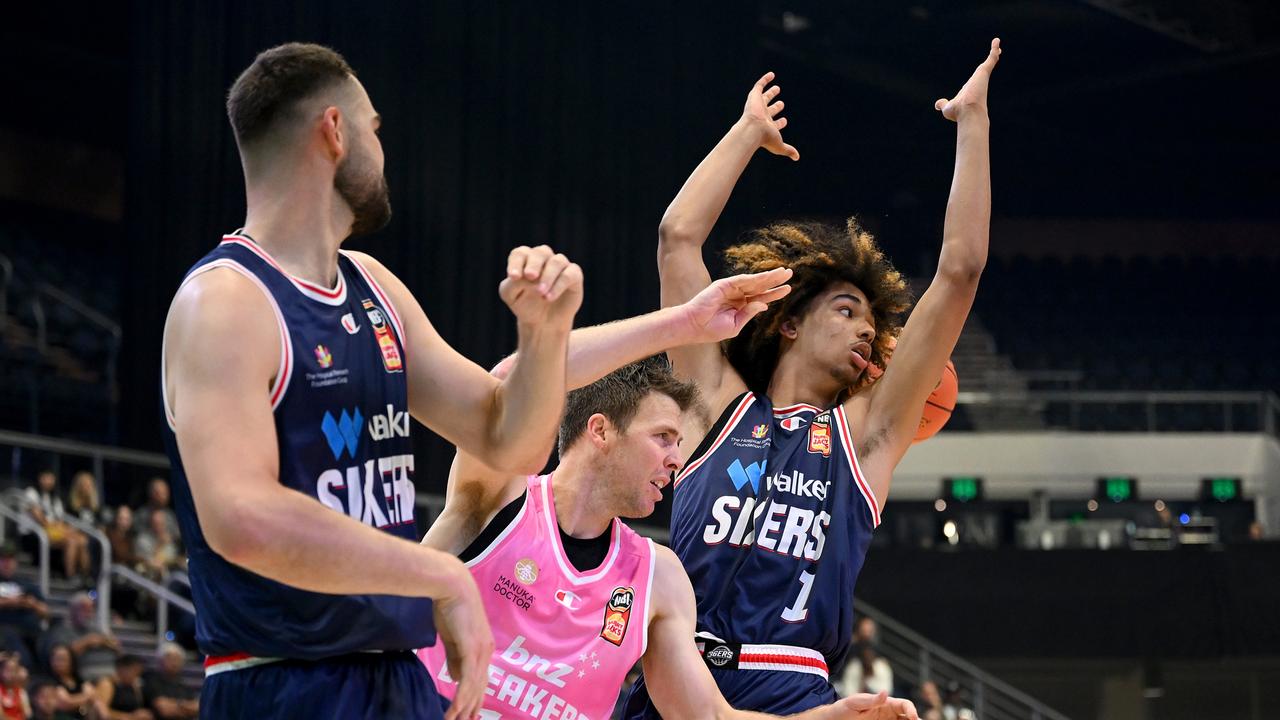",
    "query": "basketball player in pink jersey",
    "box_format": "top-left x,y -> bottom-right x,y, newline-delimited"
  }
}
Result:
419,279 -> 919,718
